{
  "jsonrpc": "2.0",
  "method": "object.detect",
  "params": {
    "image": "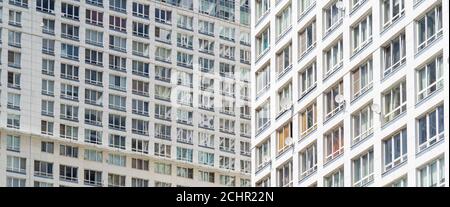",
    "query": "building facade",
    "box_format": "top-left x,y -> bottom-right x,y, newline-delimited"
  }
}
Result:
0,0 -> 252,187
251,0 -> 449,187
